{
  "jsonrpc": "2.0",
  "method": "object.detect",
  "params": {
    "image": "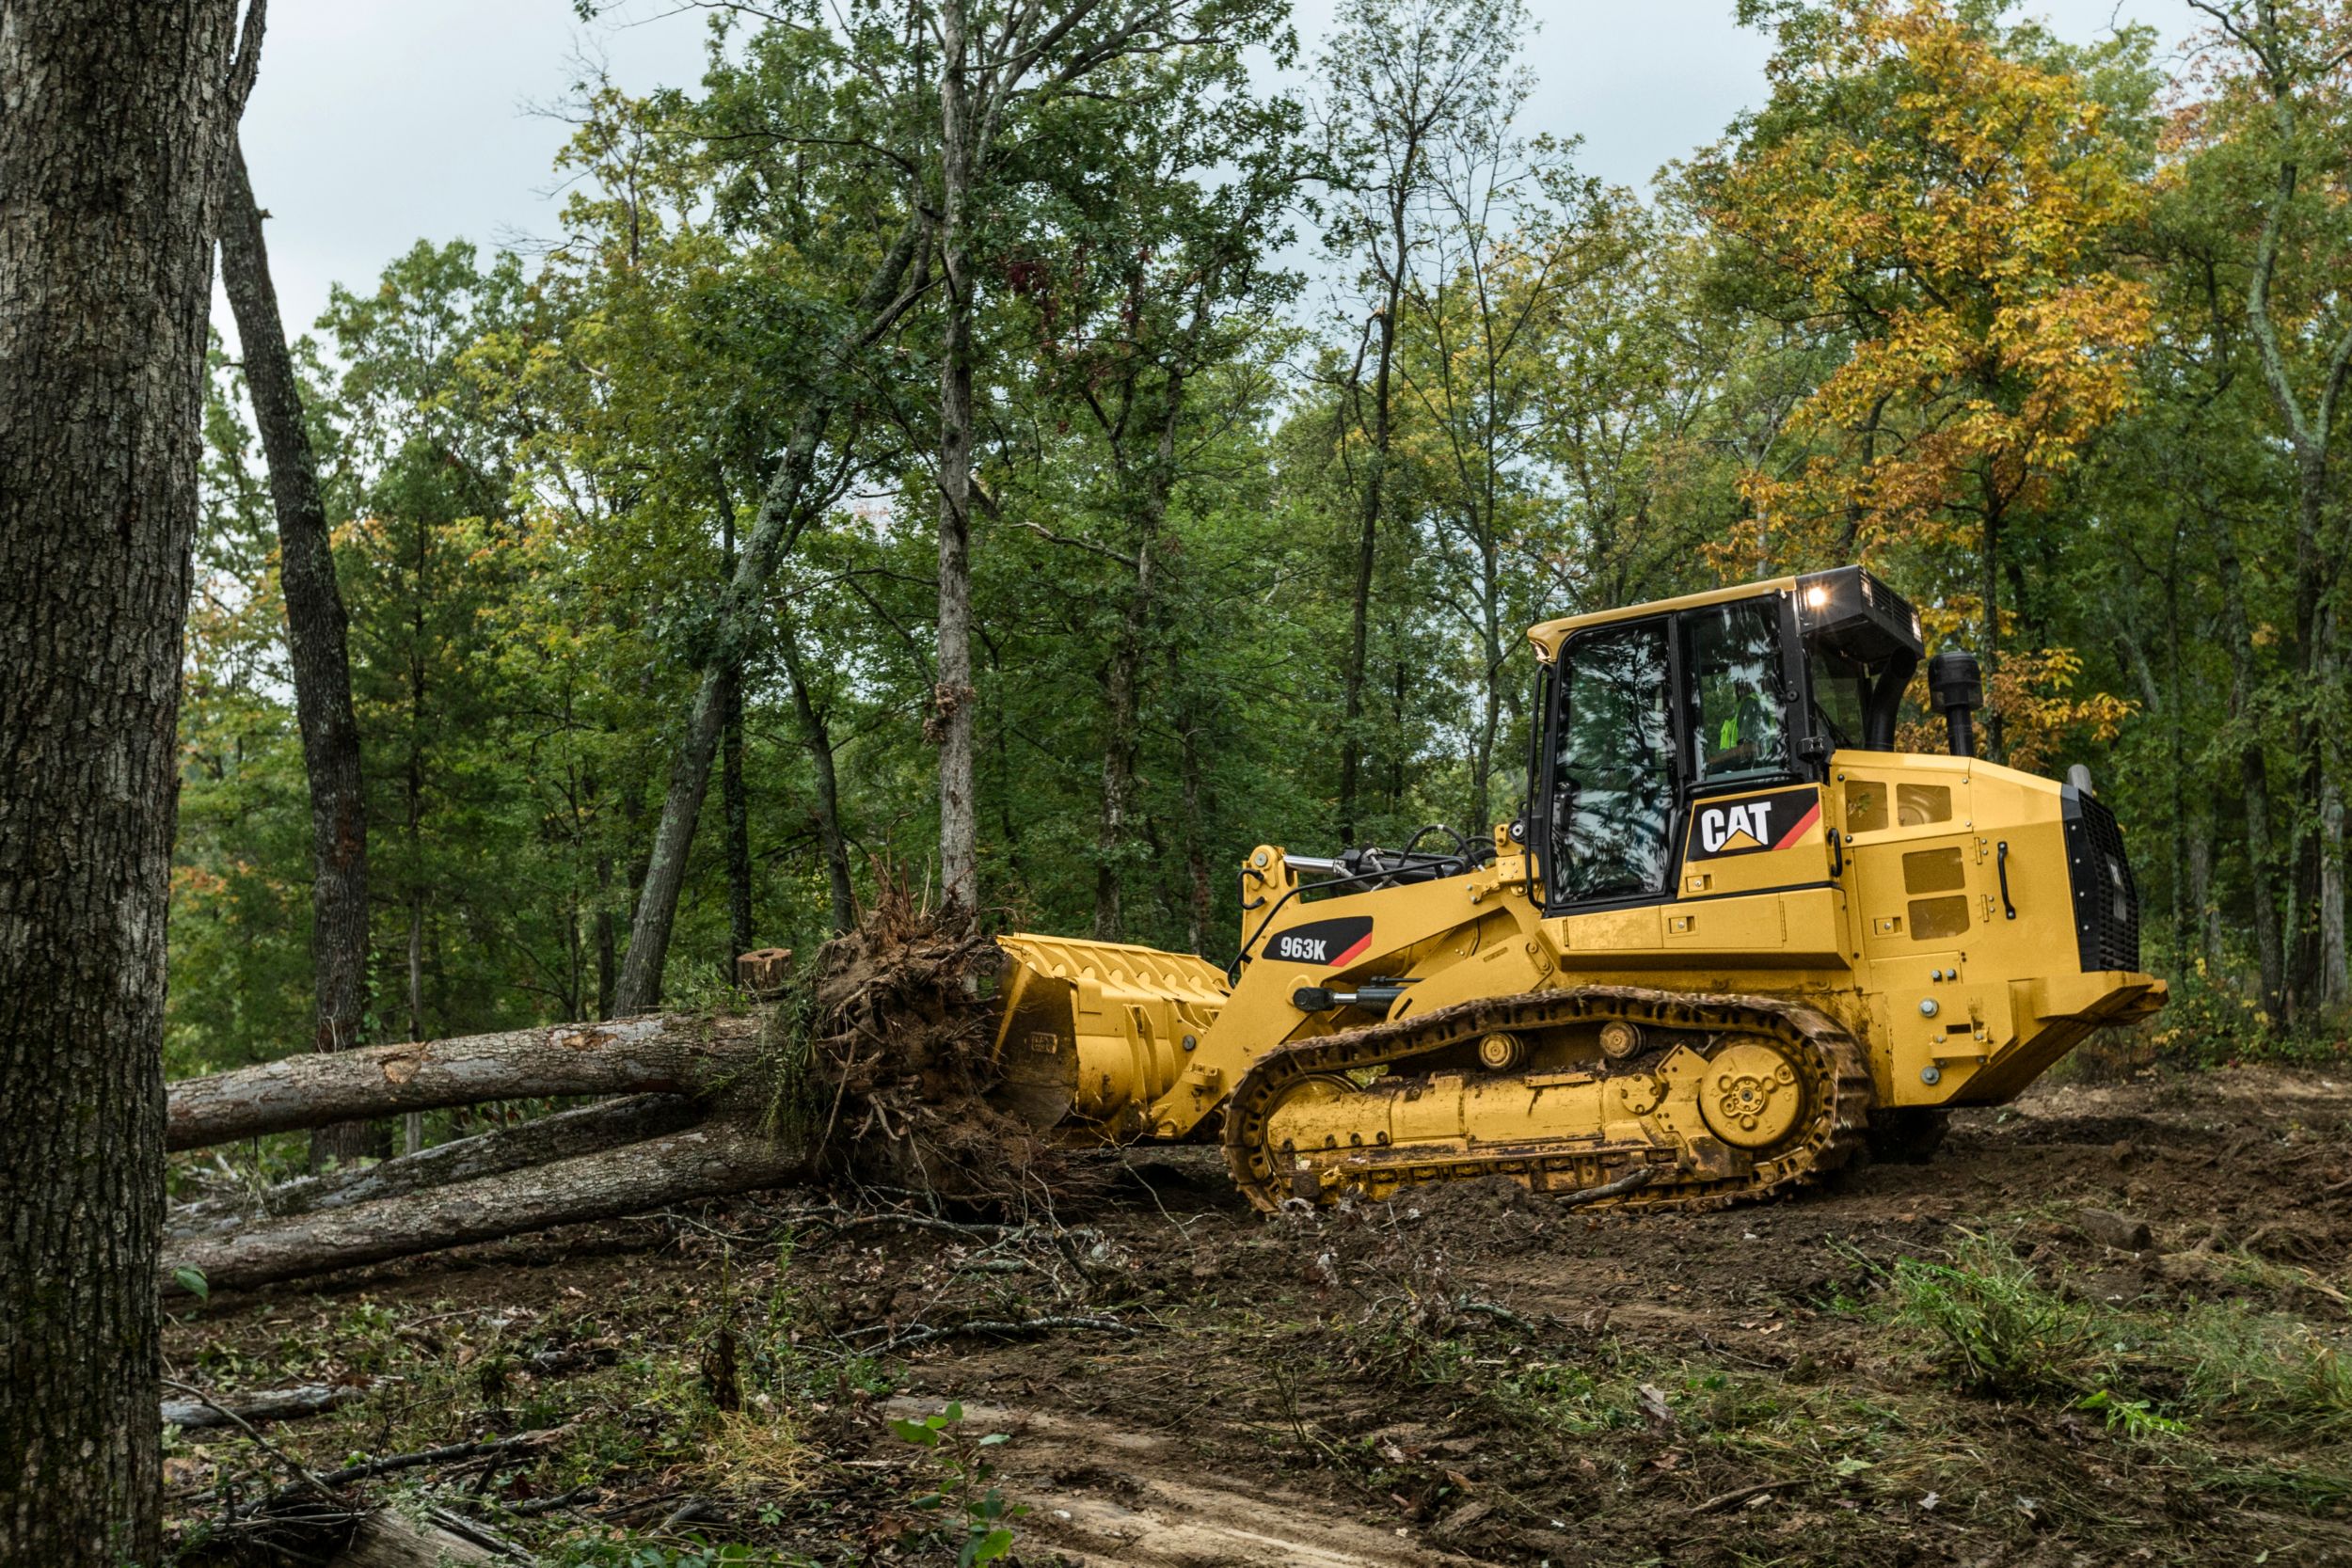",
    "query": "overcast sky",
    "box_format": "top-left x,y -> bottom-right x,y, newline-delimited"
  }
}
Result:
231,0 -> 2184,344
